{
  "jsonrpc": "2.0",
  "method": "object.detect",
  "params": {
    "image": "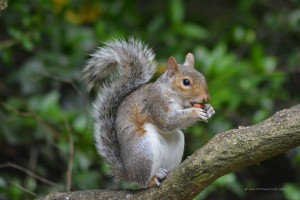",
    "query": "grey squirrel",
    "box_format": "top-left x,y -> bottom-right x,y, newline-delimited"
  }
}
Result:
83,38 -> 215,187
